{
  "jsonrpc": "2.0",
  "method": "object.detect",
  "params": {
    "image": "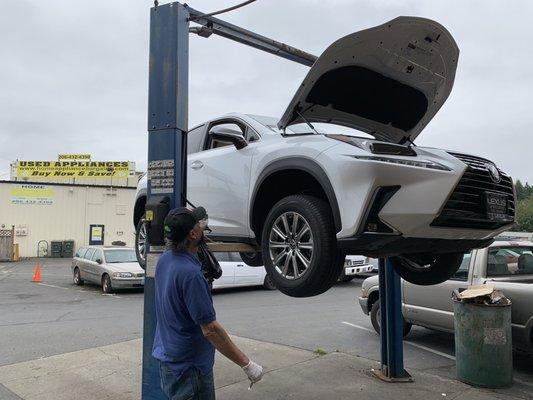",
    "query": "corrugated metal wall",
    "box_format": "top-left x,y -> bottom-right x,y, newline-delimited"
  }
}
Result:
0,182 -> 136,258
